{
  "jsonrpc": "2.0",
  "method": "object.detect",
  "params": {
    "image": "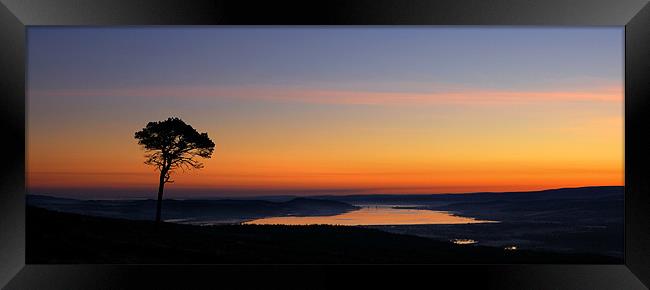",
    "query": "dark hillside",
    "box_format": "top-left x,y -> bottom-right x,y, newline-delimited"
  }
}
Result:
27,195 -> 359,224
27,206 -> 619,264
